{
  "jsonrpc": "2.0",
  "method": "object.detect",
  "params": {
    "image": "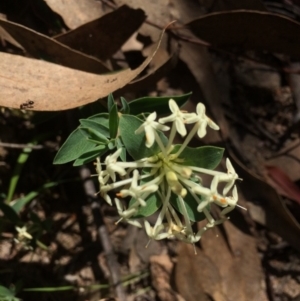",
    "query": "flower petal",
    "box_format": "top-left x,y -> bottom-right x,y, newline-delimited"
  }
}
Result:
175,118 -> 187,136
168,99 -> 179,113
